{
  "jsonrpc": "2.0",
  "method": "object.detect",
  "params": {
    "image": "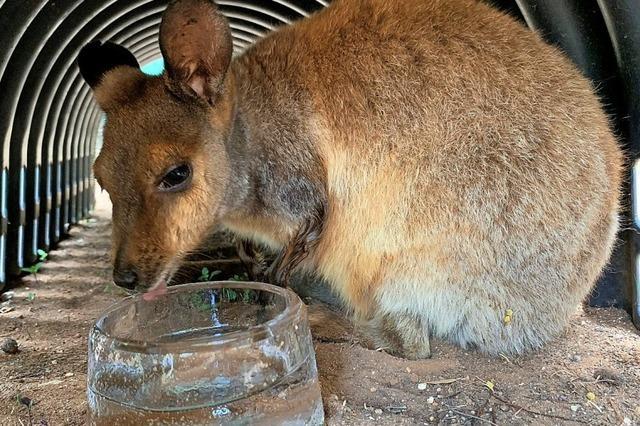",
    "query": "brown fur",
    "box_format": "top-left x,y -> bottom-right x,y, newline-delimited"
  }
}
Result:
89,0 -> 622,358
